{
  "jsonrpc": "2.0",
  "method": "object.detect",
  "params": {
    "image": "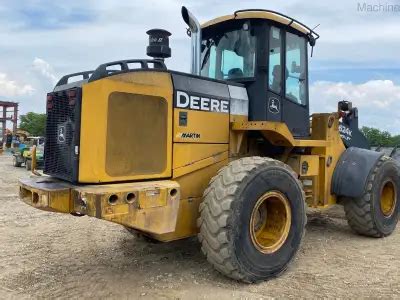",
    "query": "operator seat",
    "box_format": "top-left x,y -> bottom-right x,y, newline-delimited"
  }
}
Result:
228,68 -> 244,79
271,65 -> 282,93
